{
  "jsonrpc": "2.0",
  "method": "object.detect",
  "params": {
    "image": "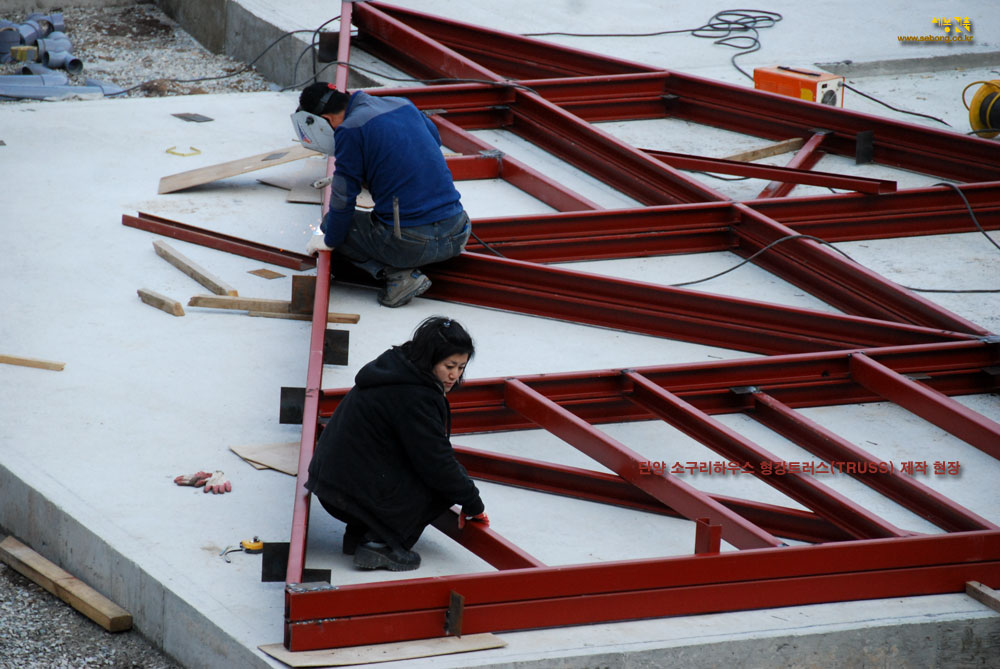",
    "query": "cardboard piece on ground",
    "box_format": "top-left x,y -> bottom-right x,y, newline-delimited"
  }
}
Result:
259,633 -> 506,667
153,239 -> 238,296
158,144 -> 319,194
230,442 -> 299,476
0,536 -> 133,632
287,183 -> 323,205
0,354 -> 65,371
